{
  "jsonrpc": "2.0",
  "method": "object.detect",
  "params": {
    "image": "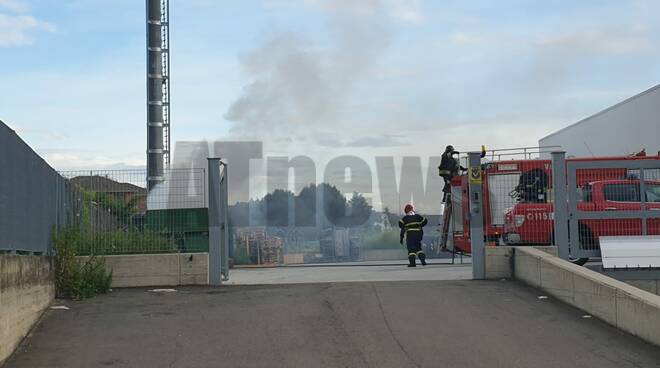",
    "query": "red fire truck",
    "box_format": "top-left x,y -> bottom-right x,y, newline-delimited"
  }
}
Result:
441,149 -> 660,264
504,178 -> 660,247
